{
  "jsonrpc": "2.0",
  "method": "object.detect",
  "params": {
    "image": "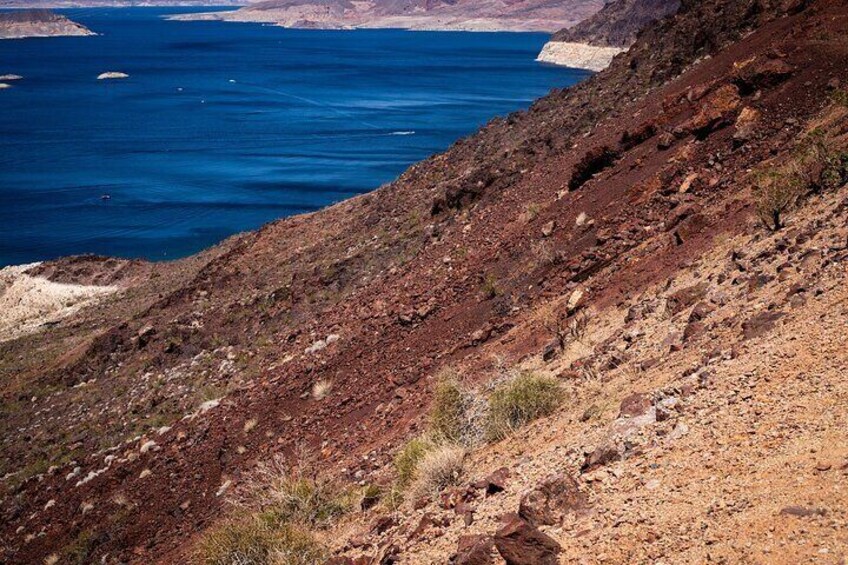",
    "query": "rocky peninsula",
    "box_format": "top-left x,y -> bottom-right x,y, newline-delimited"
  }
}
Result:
0,9 -> 94,39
